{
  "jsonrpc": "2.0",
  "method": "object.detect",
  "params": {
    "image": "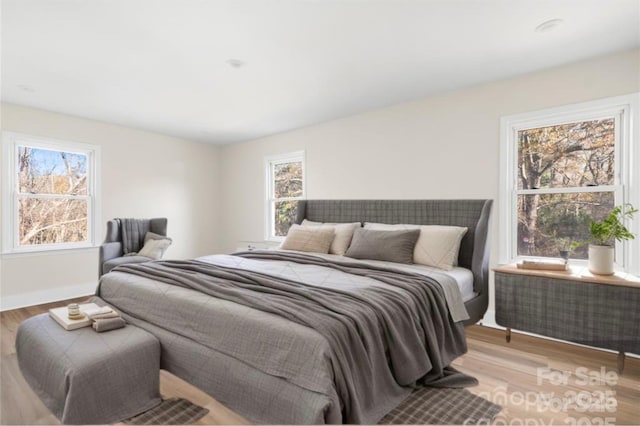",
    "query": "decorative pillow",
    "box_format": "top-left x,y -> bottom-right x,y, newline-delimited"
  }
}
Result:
144,231 -> 172,243
301,219 -> 360,255
138,237 -> 172,260
364,223 -> 467,270
280,224 -> 335,254
345,228 -> 420,264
